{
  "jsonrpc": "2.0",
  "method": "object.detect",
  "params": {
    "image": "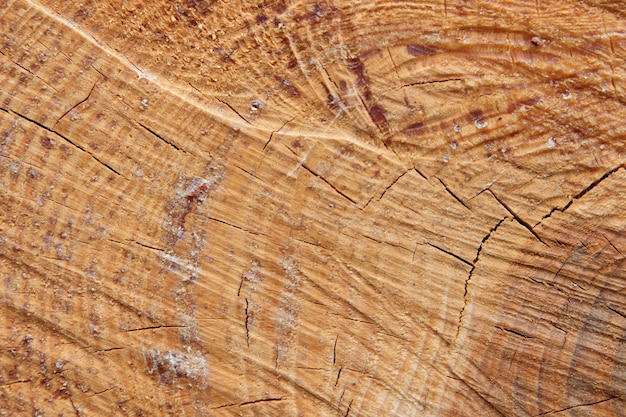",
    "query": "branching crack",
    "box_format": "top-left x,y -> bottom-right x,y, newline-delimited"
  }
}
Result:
53,78 -> 100,129
363,169 -> 410,209
3,107 -> 124,178
455,217 -> 507,342
380,133 -> 403,162
489,190 -> 546,245
264,117 -> 295,150
413,166 -> 427,180
537,165 -> 624,226
473,218 -> 507,263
